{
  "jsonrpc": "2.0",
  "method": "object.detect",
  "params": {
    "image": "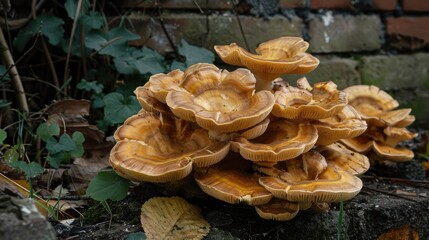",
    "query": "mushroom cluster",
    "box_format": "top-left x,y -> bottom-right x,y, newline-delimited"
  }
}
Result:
110,37 -> 374,221
340,85 -> 417,162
